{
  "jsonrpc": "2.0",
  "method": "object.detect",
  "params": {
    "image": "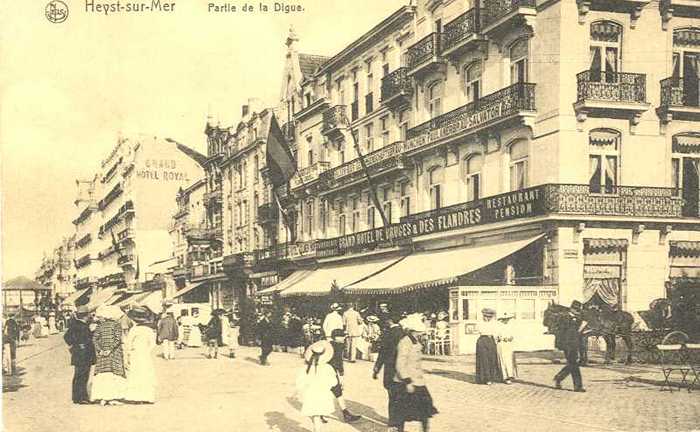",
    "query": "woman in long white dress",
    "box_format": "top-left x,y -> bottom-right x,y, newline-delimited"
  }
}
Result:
496,313 -> 518,384
182,312 -> 202,347
124,307 -> 157,404
296,340 -> 337,432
